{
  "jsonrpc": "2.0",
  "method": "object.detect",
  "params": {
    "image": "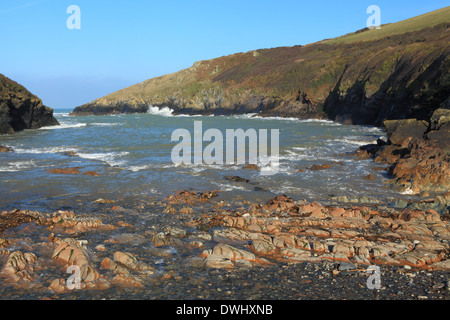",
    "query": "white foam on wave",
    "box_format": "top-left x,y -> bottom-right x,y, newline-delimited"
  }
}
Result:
13,146 -> 79,155
281,148 -> 320,161
249,115 -> 301,121
76,151 -> 129,167
298,118 -> 337,124
360,126 -> 385,134
90,123 -> 118,127
339,137 -> 378,146
232,114 -> 339,124
147,105 -> 175,117
126,164 -> 155,172
231,113 -> 258,119
39,123 -> 87,130
211,182 -> 247,192
0,160 -> 36,172
41,122 -> 120,130
13,145 -> 129,167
